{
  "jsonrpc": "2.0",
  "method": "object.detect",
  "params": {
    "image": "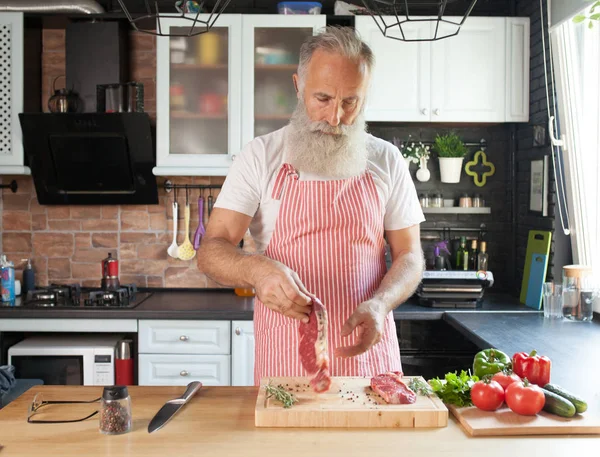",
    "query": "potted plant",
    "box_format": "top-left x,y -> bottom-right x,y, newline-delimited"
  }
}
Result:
394,137 -> 431,180
432,132 -> 468,183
